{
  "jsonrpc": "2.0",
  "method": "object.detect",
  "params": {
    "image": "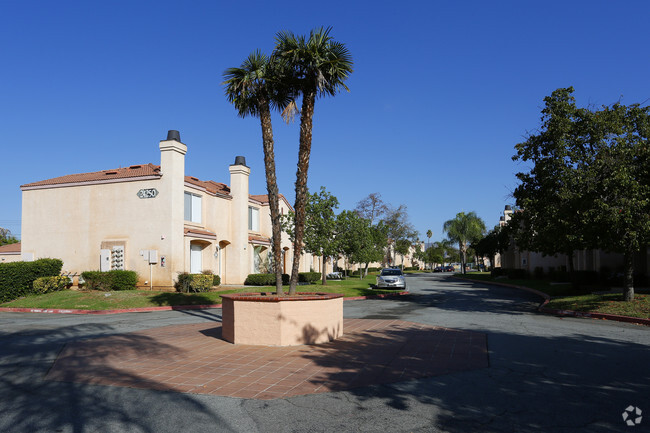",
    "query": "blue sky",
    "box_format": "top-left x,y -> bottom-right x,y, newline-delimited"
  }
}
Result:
2,1 -> 649,243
